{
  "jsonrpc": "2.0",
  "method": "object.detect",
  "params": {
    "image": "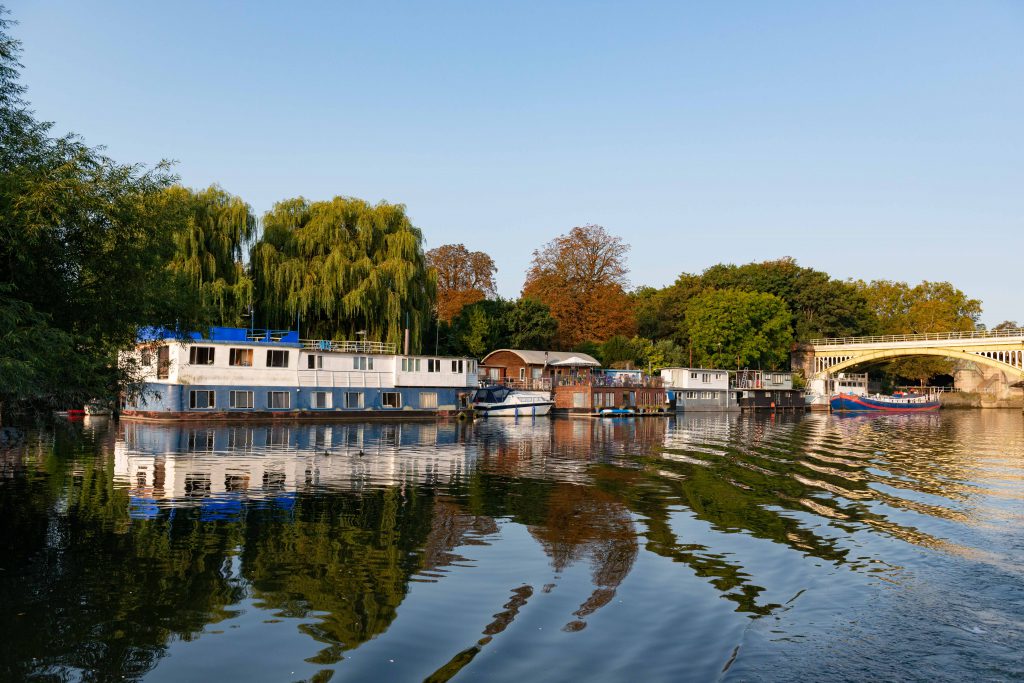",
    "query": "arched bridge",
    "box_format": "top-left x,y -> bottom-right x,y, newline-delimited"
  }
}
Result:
801,328 -> 1024,380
